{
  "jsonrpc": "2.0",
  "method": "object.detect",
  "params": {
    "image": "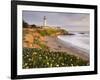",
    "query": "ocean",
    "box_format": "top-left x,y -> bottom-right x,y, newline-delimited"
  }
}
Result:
57,31 -> 90,53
